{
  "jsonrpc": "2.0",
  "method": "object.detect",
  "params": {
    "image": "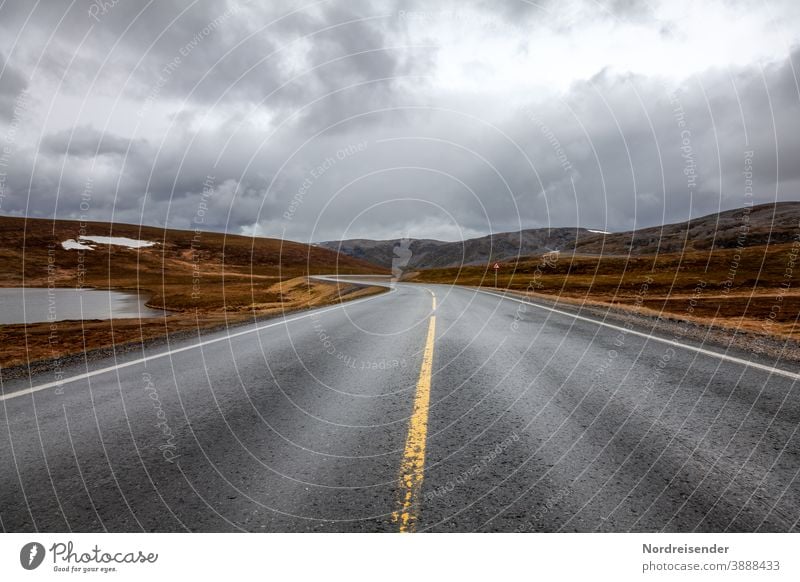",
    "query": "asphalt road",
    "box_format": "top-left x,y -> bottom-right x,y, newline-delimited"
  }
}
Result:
1,279 -> 799,532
